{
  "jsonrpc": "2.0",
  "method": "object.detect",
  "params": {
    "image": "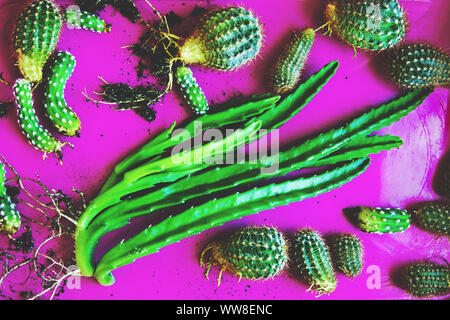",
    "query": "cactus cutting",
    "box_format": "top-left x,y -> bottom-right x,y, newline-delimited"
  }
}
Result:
0,162 -> 21,236
355,206 -> 411,234
65,7 -> 111,33
414,202 -> 450,236
401,263 -> 450,298
175,66 -> 209,114
330,233 -> 363,278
